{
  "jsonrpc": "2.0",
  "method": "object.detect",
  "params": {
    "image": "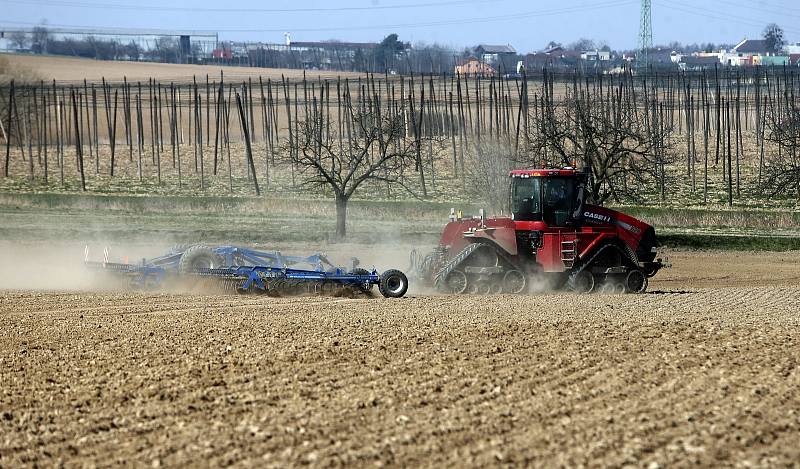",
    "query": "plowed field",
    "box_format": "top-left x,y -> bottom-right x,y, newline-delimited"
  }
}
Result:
2,250 -> 800,467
